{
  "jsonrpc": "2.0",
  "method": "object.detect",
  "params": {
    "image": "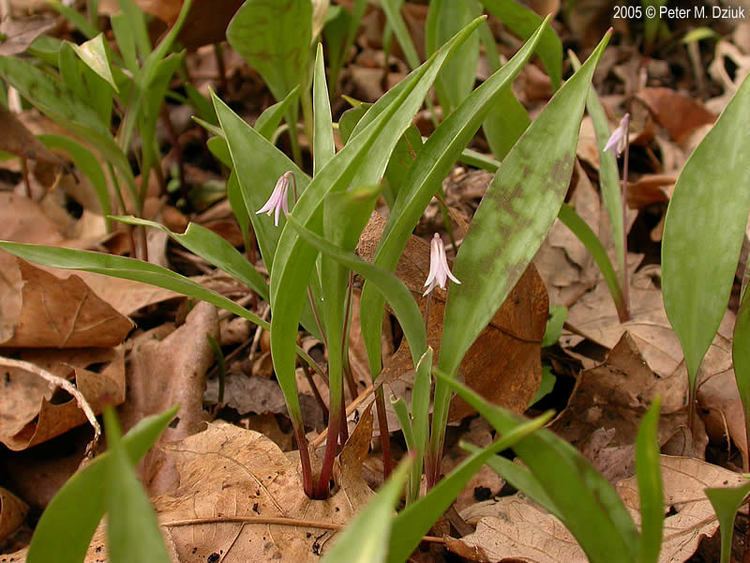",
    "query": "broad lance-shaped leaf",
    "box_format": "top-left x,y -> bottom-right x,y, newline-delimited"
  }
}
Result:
213,93 -> 309,268
71,33 -> 118,91
706,481 -> 750,563
434,33 -> 611,431
267,18 -> 485,425
0,242 -> 268,329
635,399 -> 664,563
321,459 -> 413,563
104,407 -> 171,563
27,407 -> 178,563
112,216 -> 269,301
359,17 -> 549,378
440,373 -> 639,563
426,0 -> 482,115
387,411 -> 553,563
313,43 -> 335,175
226,0 -> 311,102
480,0 -> 562,88
662,73 -> 750,390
